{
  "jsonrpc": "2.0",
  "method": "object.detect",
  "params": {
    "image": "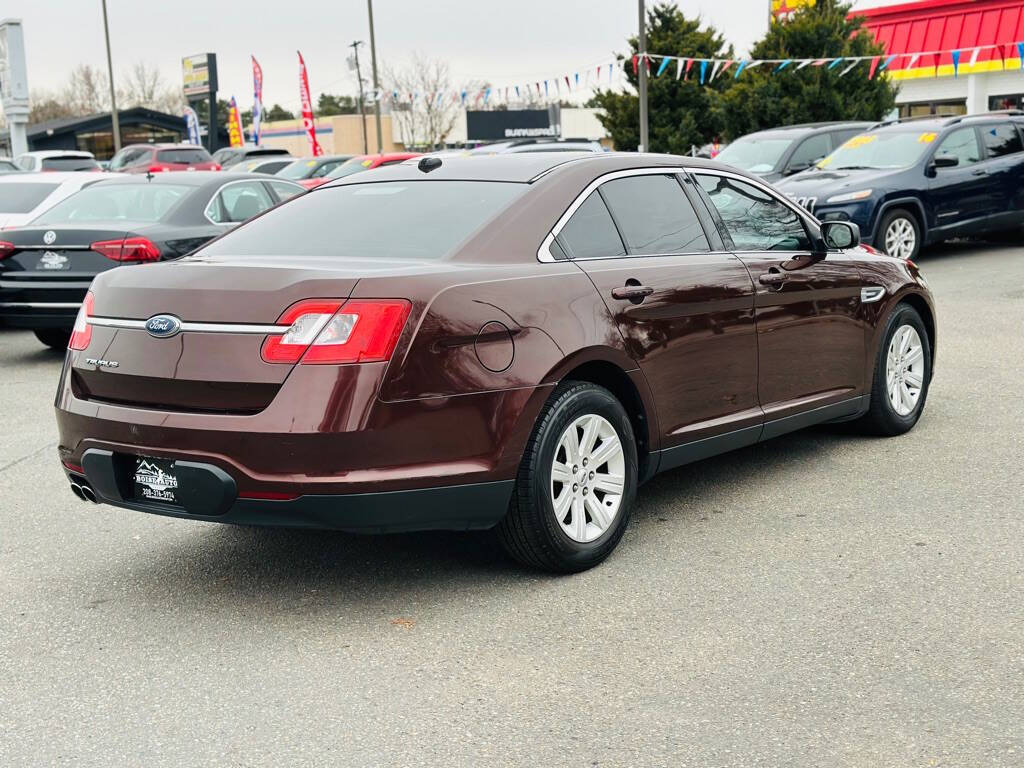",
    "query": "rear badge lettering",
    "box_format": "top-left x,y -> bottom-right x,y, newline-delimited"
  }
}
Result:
85,357 -> 119,369
145,314 -> 183,338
